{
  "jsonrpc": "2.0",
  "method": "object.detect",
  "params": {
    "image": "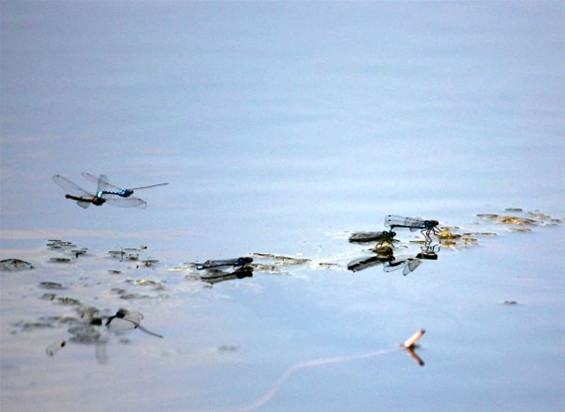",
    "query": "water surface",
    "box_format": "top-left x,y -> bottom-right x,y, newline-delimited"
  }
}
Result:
1,2 -> 564,411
